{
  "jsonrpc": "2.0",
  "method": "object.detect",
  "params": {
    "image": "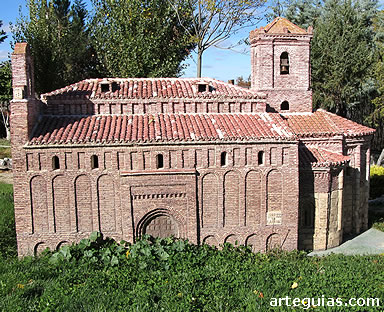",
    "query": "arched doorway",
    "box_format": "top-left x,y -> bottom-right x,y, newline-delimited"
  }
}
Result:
142,213 -> 179,238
